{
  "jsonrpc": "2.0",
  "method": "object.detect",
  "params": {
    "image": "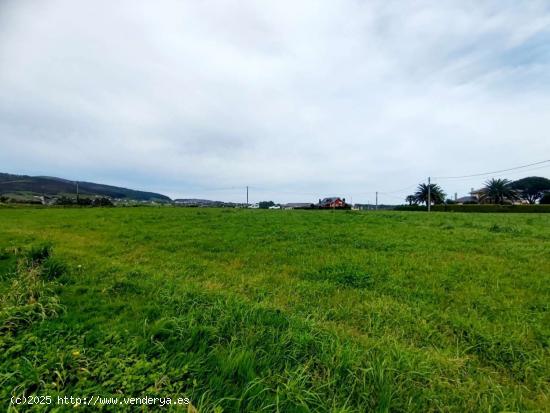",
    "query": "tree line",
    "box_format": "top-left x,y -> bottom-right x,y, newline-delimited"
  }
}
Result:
406,176 -> 550,206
